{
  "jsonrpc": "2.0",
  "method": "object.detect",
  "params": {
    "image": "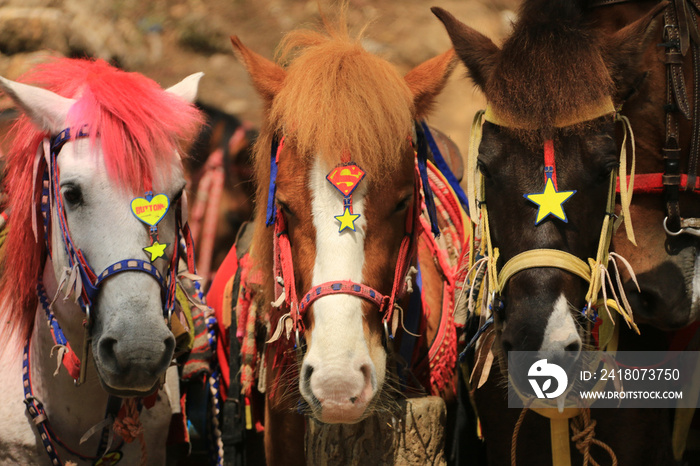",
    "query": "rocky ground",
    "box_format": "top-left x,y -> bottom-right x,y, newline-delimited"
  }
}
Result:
0,0 -> 521,153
